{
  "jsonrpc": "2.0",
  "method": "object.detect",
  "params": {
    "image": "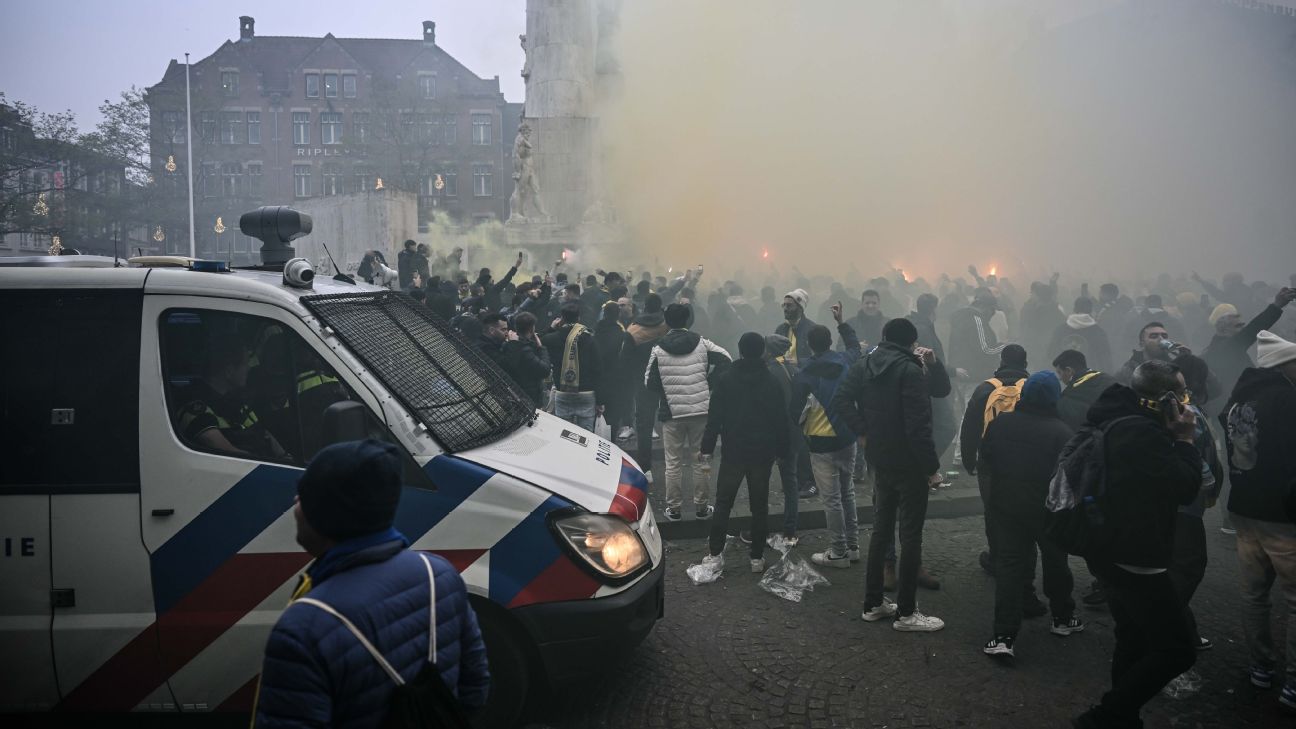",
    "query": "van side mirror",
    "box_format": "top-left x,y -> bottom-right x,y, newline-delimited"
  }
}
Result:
321,401 -> 368,446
